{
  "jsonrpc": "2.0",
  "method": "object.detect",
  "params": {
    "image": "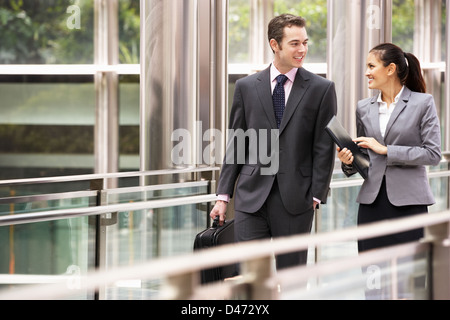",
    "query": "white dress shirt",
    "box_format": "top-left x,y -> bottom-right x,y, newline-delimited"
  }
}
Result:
378,86 -> 405,138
